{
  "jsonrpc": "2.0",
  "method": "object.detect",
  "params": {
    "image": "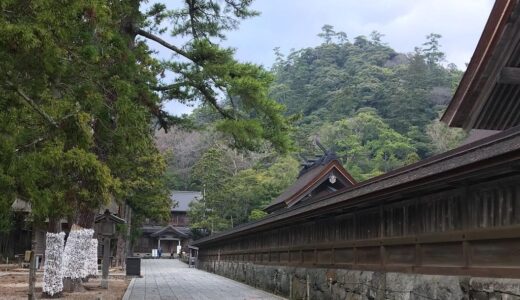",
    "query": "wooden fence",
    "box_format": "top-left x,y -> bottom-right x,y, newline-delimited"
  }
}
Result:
198,174 -> 520,278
